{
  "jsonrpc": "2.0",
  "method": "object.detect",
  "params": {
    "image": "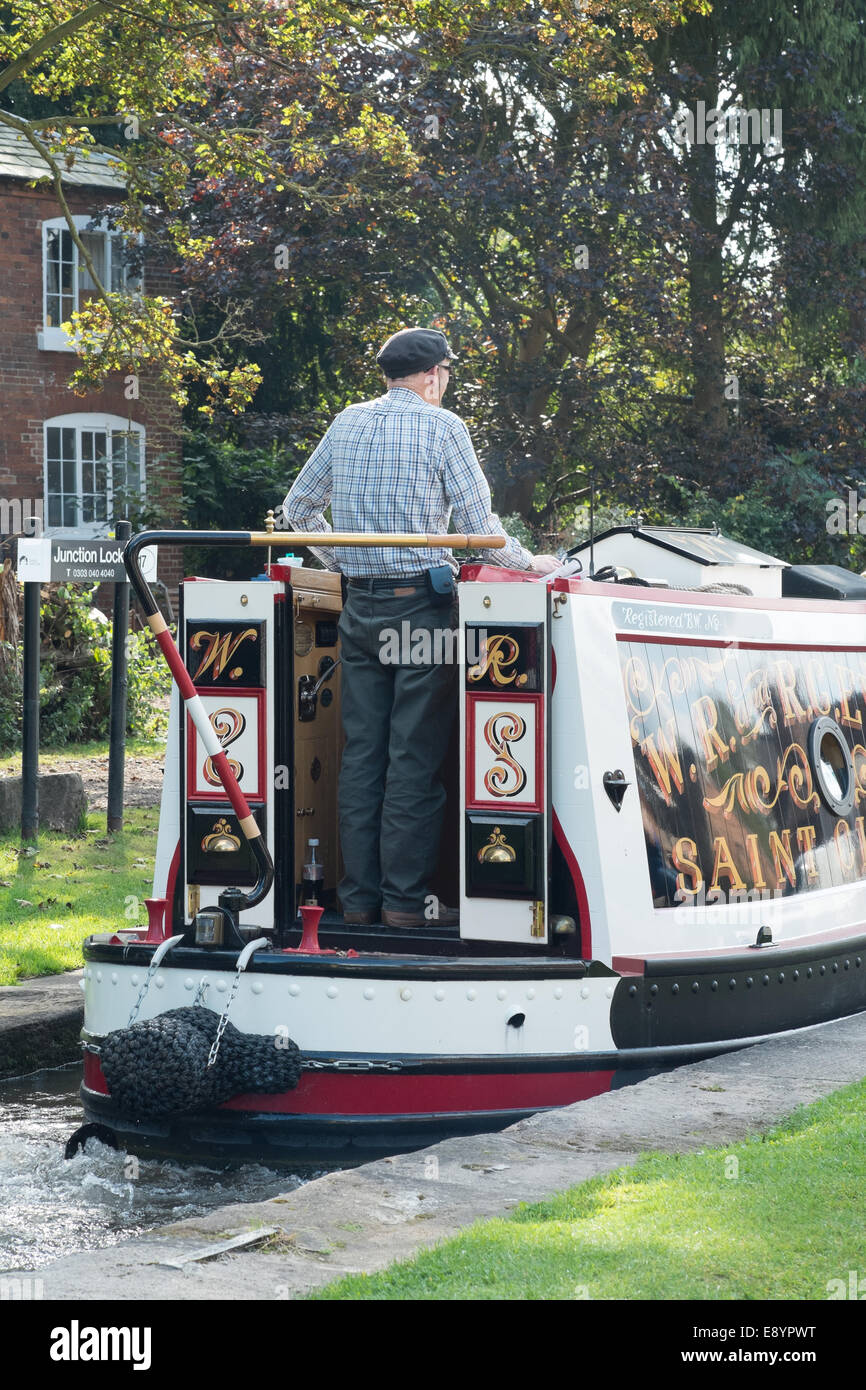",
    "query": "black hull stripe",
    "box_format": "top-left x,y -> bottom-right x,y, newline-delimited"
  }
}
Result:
637,931 -> 866,977
82,939 -> 598,979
